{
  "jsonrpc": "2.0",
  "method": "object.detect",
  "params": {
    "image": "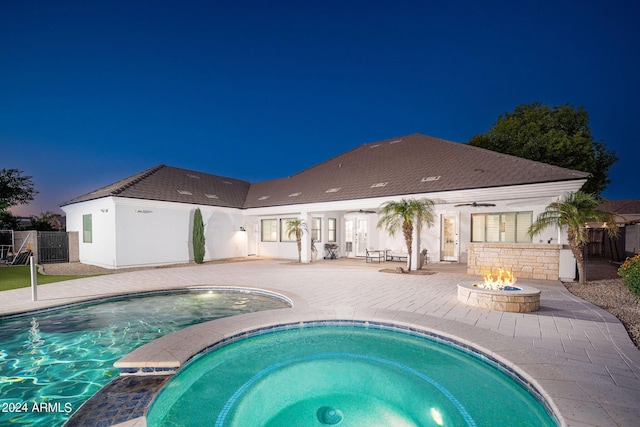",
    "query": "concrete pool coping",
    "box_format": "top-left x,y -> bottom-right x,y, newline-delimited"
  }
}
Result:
2,259 -> 640,426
